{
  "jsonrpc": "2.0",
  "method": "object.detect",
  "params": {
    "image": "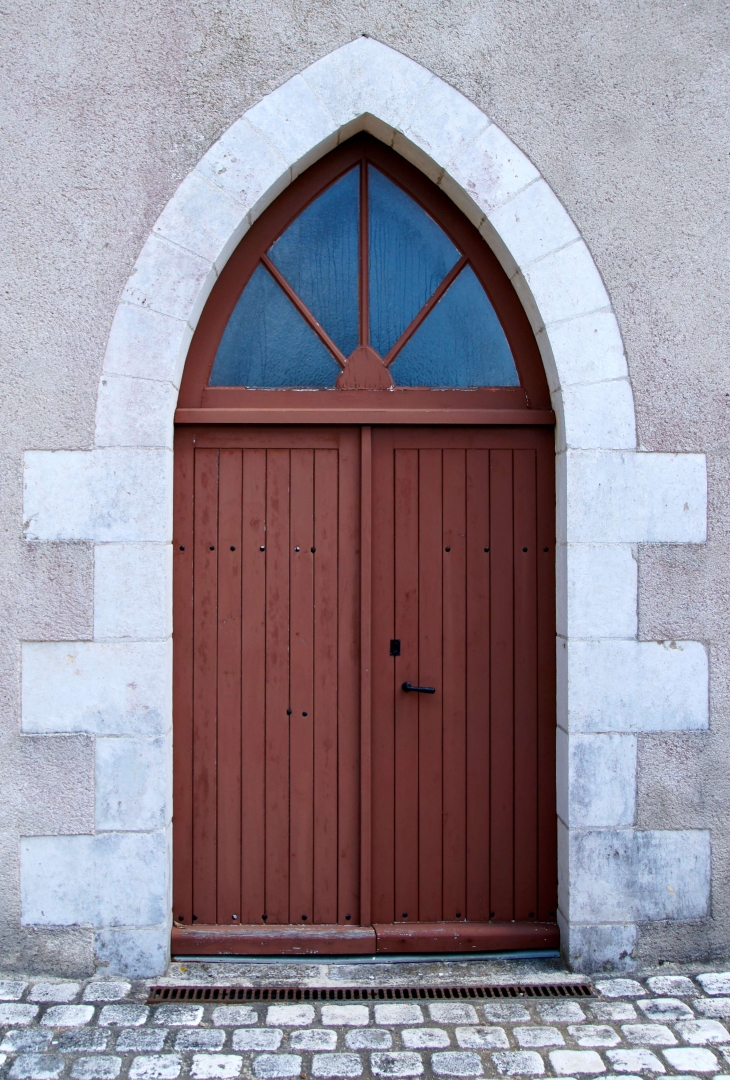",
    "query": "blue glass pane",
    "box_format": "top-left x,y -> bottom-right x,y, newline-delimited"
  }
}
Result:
389,265 -> 519,387
209,264 -> 341,388
268,167 -> 359,357
369,165 -> 460,357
